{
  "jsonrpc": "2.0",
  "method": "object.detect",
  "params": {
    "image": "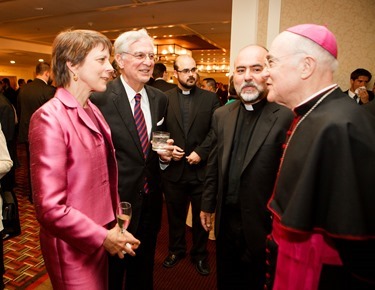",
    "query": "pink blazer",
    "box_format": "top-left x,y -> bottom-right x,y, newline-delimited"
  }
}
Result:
29,88 -> 119,289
